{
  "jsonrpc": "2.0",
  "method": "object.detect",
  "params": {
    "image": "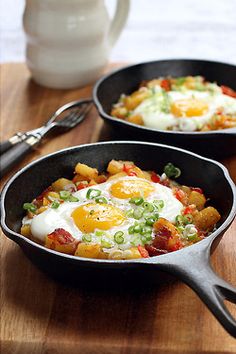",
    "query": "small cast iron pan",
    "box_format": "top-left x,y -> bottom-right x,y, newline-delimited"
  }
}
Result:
1,141 -> 236,336
93,59 -> 236,158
